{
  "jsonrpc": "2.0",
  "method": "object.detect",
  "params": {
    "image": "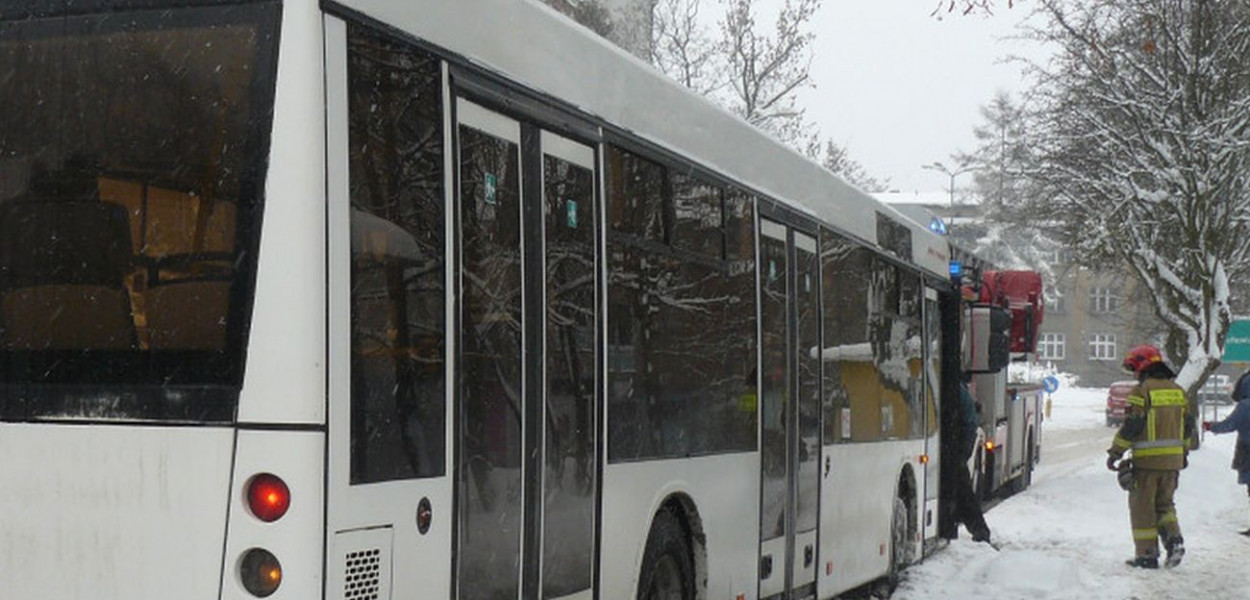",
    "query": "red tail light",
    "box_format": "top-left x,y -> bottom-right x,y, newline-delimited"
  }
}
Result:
246,473 -> 291,522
